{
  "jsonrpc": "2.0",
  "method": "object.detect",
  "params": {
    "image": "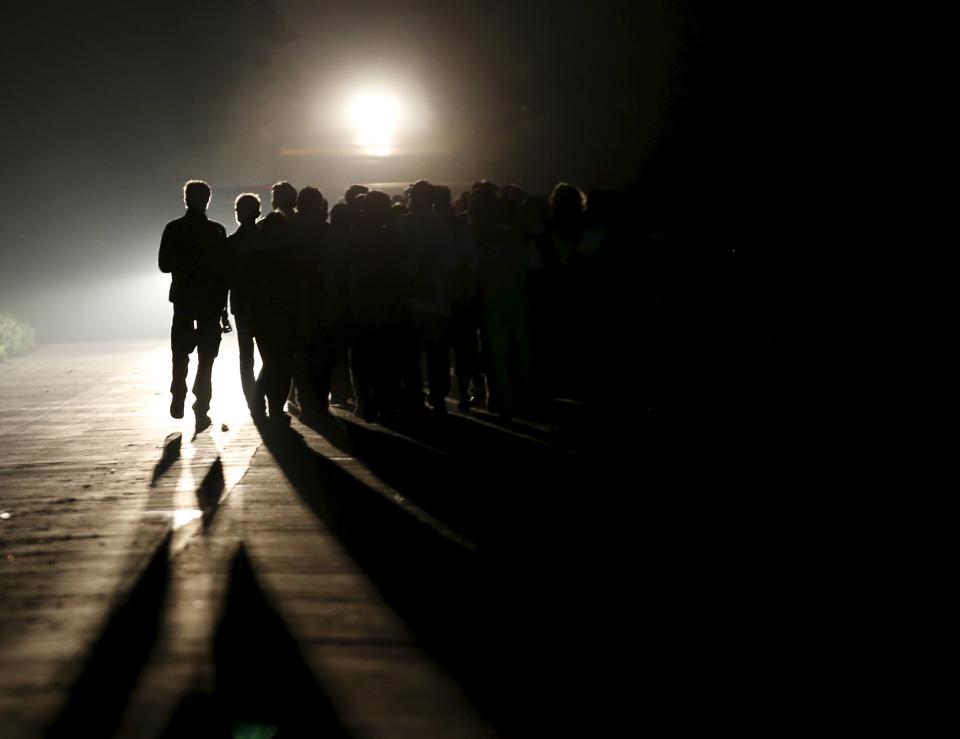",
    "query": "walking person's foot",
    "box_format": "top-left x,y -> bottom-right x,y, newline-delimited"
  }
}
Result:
194,413 -> 212,433
170,396 -> 185,419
